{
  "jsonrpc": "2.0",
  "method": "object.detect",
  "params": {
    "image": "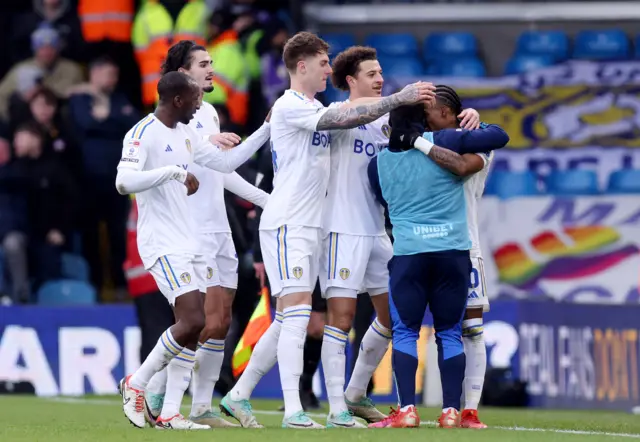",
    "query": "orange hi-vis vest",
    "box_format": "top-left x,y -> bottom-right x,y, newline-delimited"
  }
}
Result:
132,0 -> 173,106
124,198 -> 158,298
78,0 -> 134,43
